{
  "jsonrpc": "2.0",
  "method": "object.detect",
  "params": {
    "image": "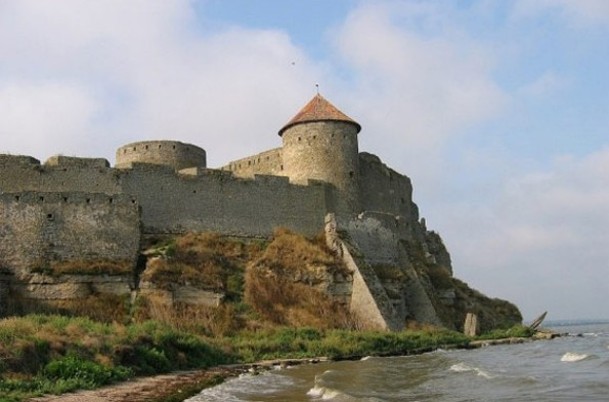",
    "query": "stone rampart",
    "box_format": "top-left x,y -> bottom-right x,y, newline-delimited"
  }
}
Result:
0,192 -> 140,277
0,153 -> 336,237
44,155 -> 110,169
223,147 -> 283,178
121,165 -> 331,237
0,155 -> 120,195
325,214 -> 401,331
358,152 -> 417,221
